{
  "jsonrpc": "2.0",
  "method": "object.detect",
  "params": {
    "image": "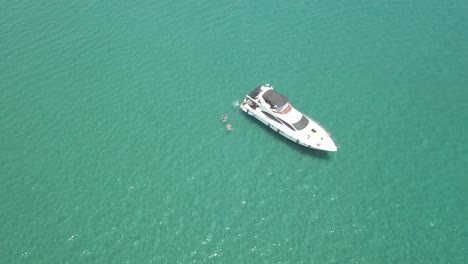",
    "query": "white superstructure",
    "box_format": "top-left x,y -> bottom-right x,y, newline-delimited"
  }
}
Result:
240,84 -> 337,152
